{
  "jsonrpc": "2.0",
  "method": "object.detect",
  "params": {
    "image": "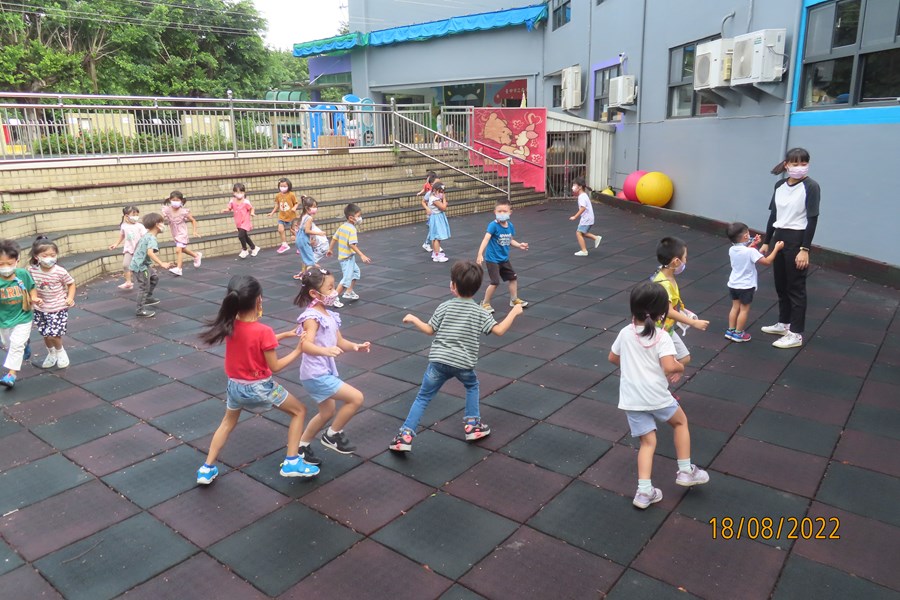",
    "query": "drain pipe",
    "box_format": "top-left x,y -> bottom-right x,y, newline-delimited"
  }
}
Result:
779,2 -> 803,158
635,0 -> 648,170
